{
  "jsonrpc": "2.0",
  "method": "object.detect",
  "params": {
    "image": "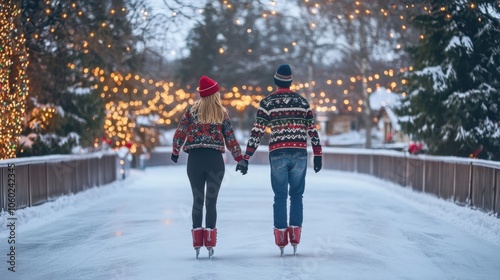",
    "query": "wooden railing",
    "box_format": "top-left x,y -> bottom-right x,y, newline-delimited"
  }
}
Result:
146,146 -> 499,216
321,148 -> 499,216
11,147 -> 494,215
0,152 -> 126,211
